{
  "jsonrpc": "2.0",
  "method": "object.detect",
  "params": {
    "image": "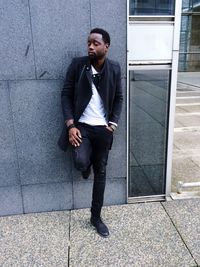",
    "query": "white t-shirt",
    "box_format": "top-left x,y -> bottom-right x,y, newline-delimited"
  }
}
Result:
78,65 -> 107,126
